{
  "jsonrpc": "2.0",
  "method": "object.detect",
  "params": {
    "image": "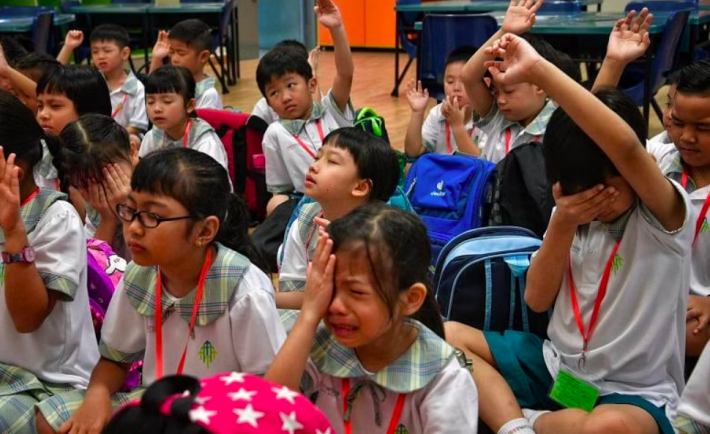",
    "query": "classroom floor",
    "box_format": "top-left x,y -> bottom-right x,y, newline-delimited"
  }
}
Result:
218,50 -> 667,145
